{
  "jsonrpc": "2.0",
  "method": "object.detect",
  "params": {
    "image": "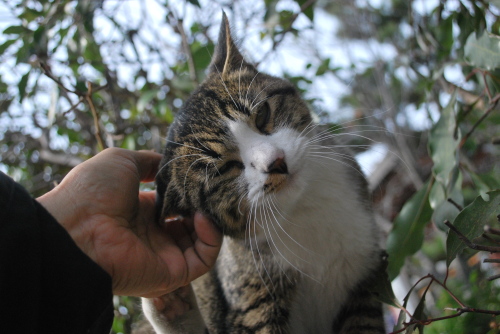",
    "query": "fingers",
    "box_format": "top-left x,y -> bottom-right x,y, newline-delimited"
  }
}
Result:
185,213 -> 223,281
94,148 -> 162,182
130,150 -> 163,182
